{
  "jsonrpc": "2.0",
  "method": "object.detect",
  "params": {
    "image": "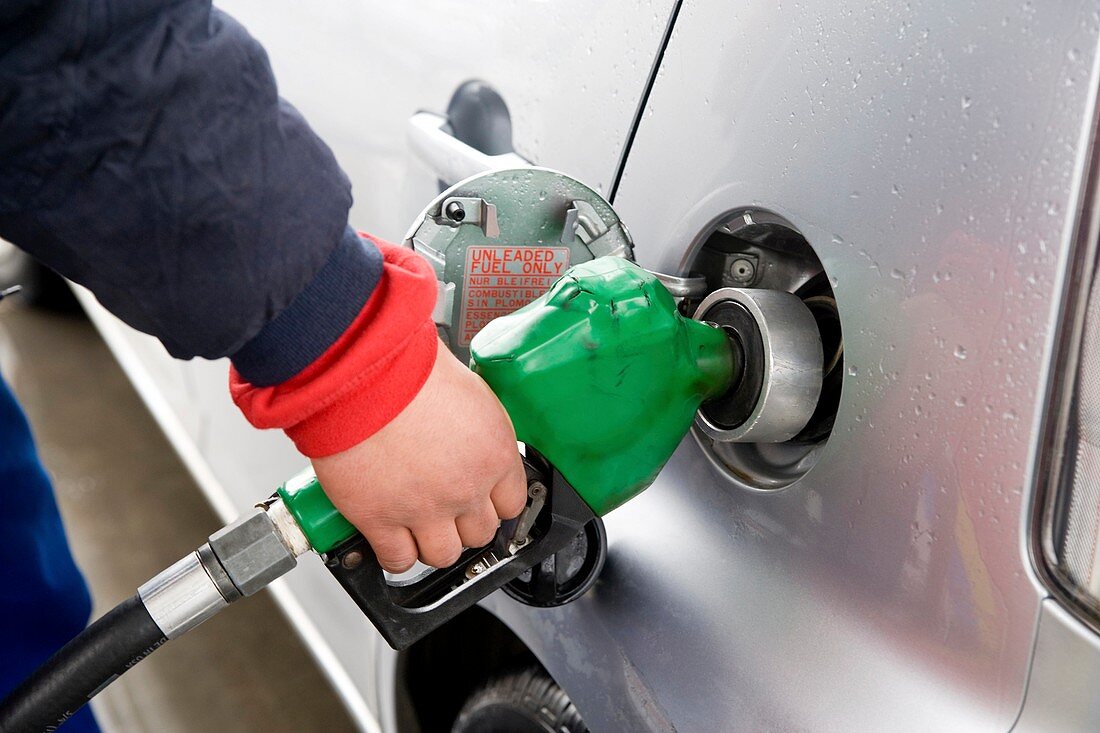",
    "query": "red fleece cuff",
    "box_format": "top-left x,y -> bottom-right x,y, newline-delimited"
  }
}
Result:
230,236 -> 439,458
